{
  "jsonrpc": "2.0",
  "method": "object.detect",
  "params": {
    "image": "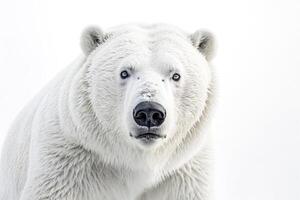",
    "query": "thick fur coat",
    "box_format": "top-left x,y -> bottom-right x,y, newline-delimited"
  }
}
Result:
0,24 -> 215,200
